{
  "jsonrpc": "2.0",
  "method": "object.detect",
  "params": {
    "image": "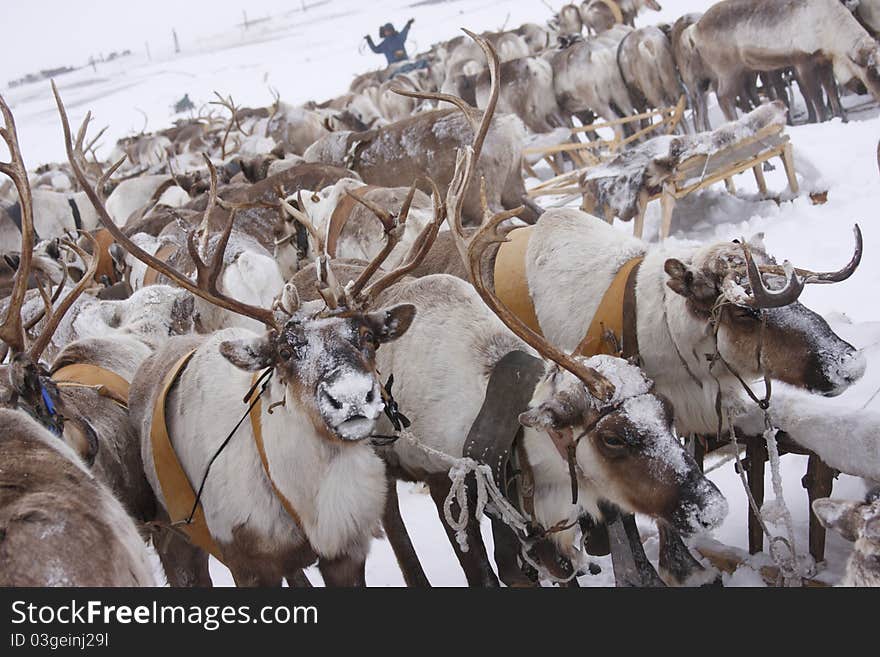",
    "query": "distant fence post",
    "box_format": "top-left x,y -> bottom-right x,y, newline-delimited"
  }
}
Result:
173,29 -> 180,54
